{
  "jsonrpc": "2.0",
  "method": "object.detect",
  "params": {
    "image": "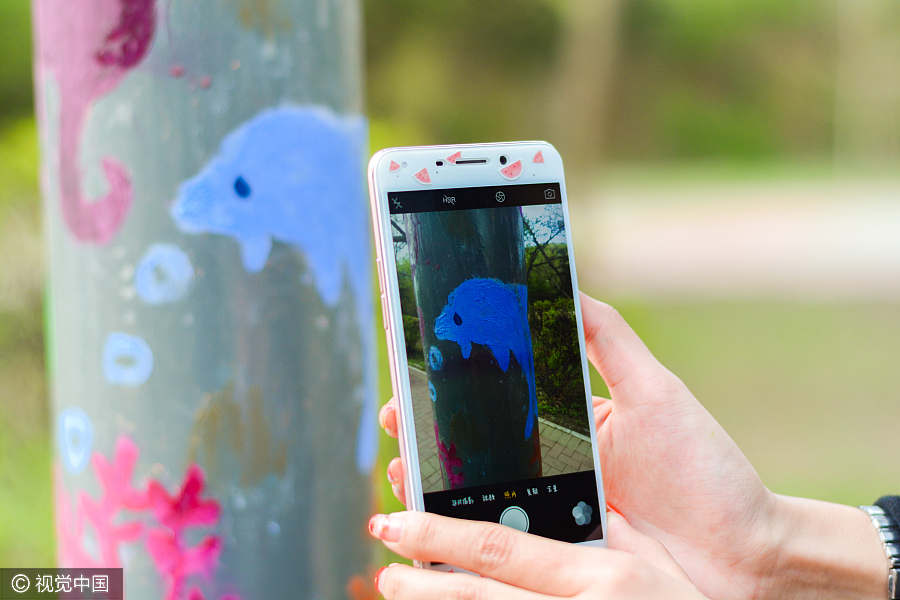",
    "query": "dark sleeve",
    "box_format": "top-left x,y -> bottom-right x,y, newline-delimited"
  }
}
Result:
876,496 -> 900,526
